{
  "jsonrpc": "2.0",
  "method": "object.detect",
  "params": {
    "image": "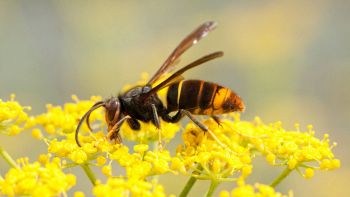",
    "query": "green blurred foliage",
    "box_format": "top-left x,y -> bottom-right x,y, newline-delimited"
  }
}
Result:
0,1 -> 349,196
